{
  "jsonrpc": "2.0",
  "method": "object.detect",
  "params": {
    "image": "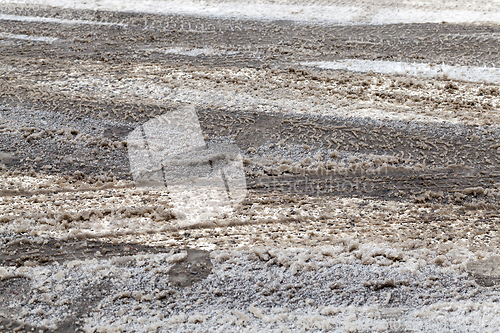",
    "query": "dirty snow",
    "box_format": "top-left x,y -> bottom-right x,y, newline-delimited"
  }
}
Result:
303,60 -> 500,85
